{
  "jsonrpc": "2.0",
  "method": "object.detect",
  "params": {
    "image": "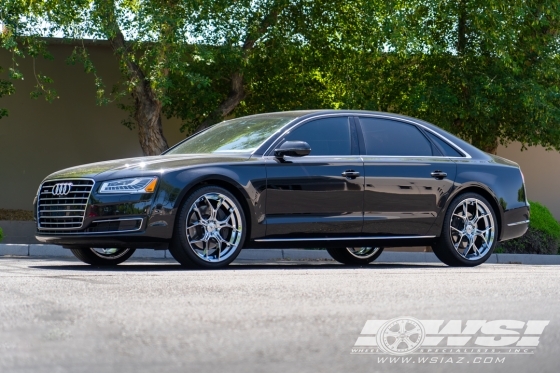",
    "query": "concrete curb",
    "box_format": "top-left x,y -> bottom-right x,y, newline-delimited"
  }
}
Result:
1,244 -> 560,265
